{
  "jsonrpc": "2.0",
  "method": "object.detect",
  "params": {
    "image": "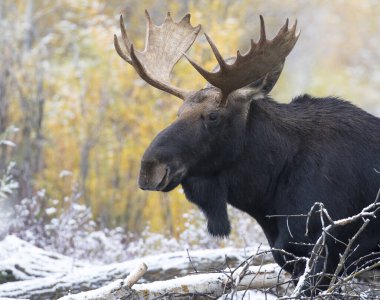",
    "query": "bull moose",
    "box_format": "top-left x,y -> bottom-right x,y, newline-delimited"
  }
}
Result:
114,11 -> 380,292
